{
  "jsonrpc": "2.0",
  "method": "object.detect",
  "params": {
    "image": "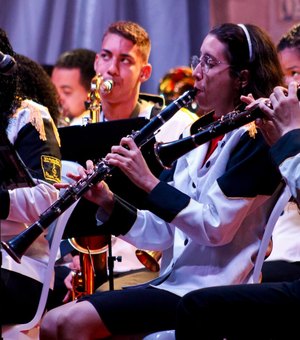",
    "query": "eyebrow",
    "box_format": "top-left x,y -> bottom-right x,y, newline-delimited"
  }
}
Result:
101,49 -> 135,60
286,65 -> 300,70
